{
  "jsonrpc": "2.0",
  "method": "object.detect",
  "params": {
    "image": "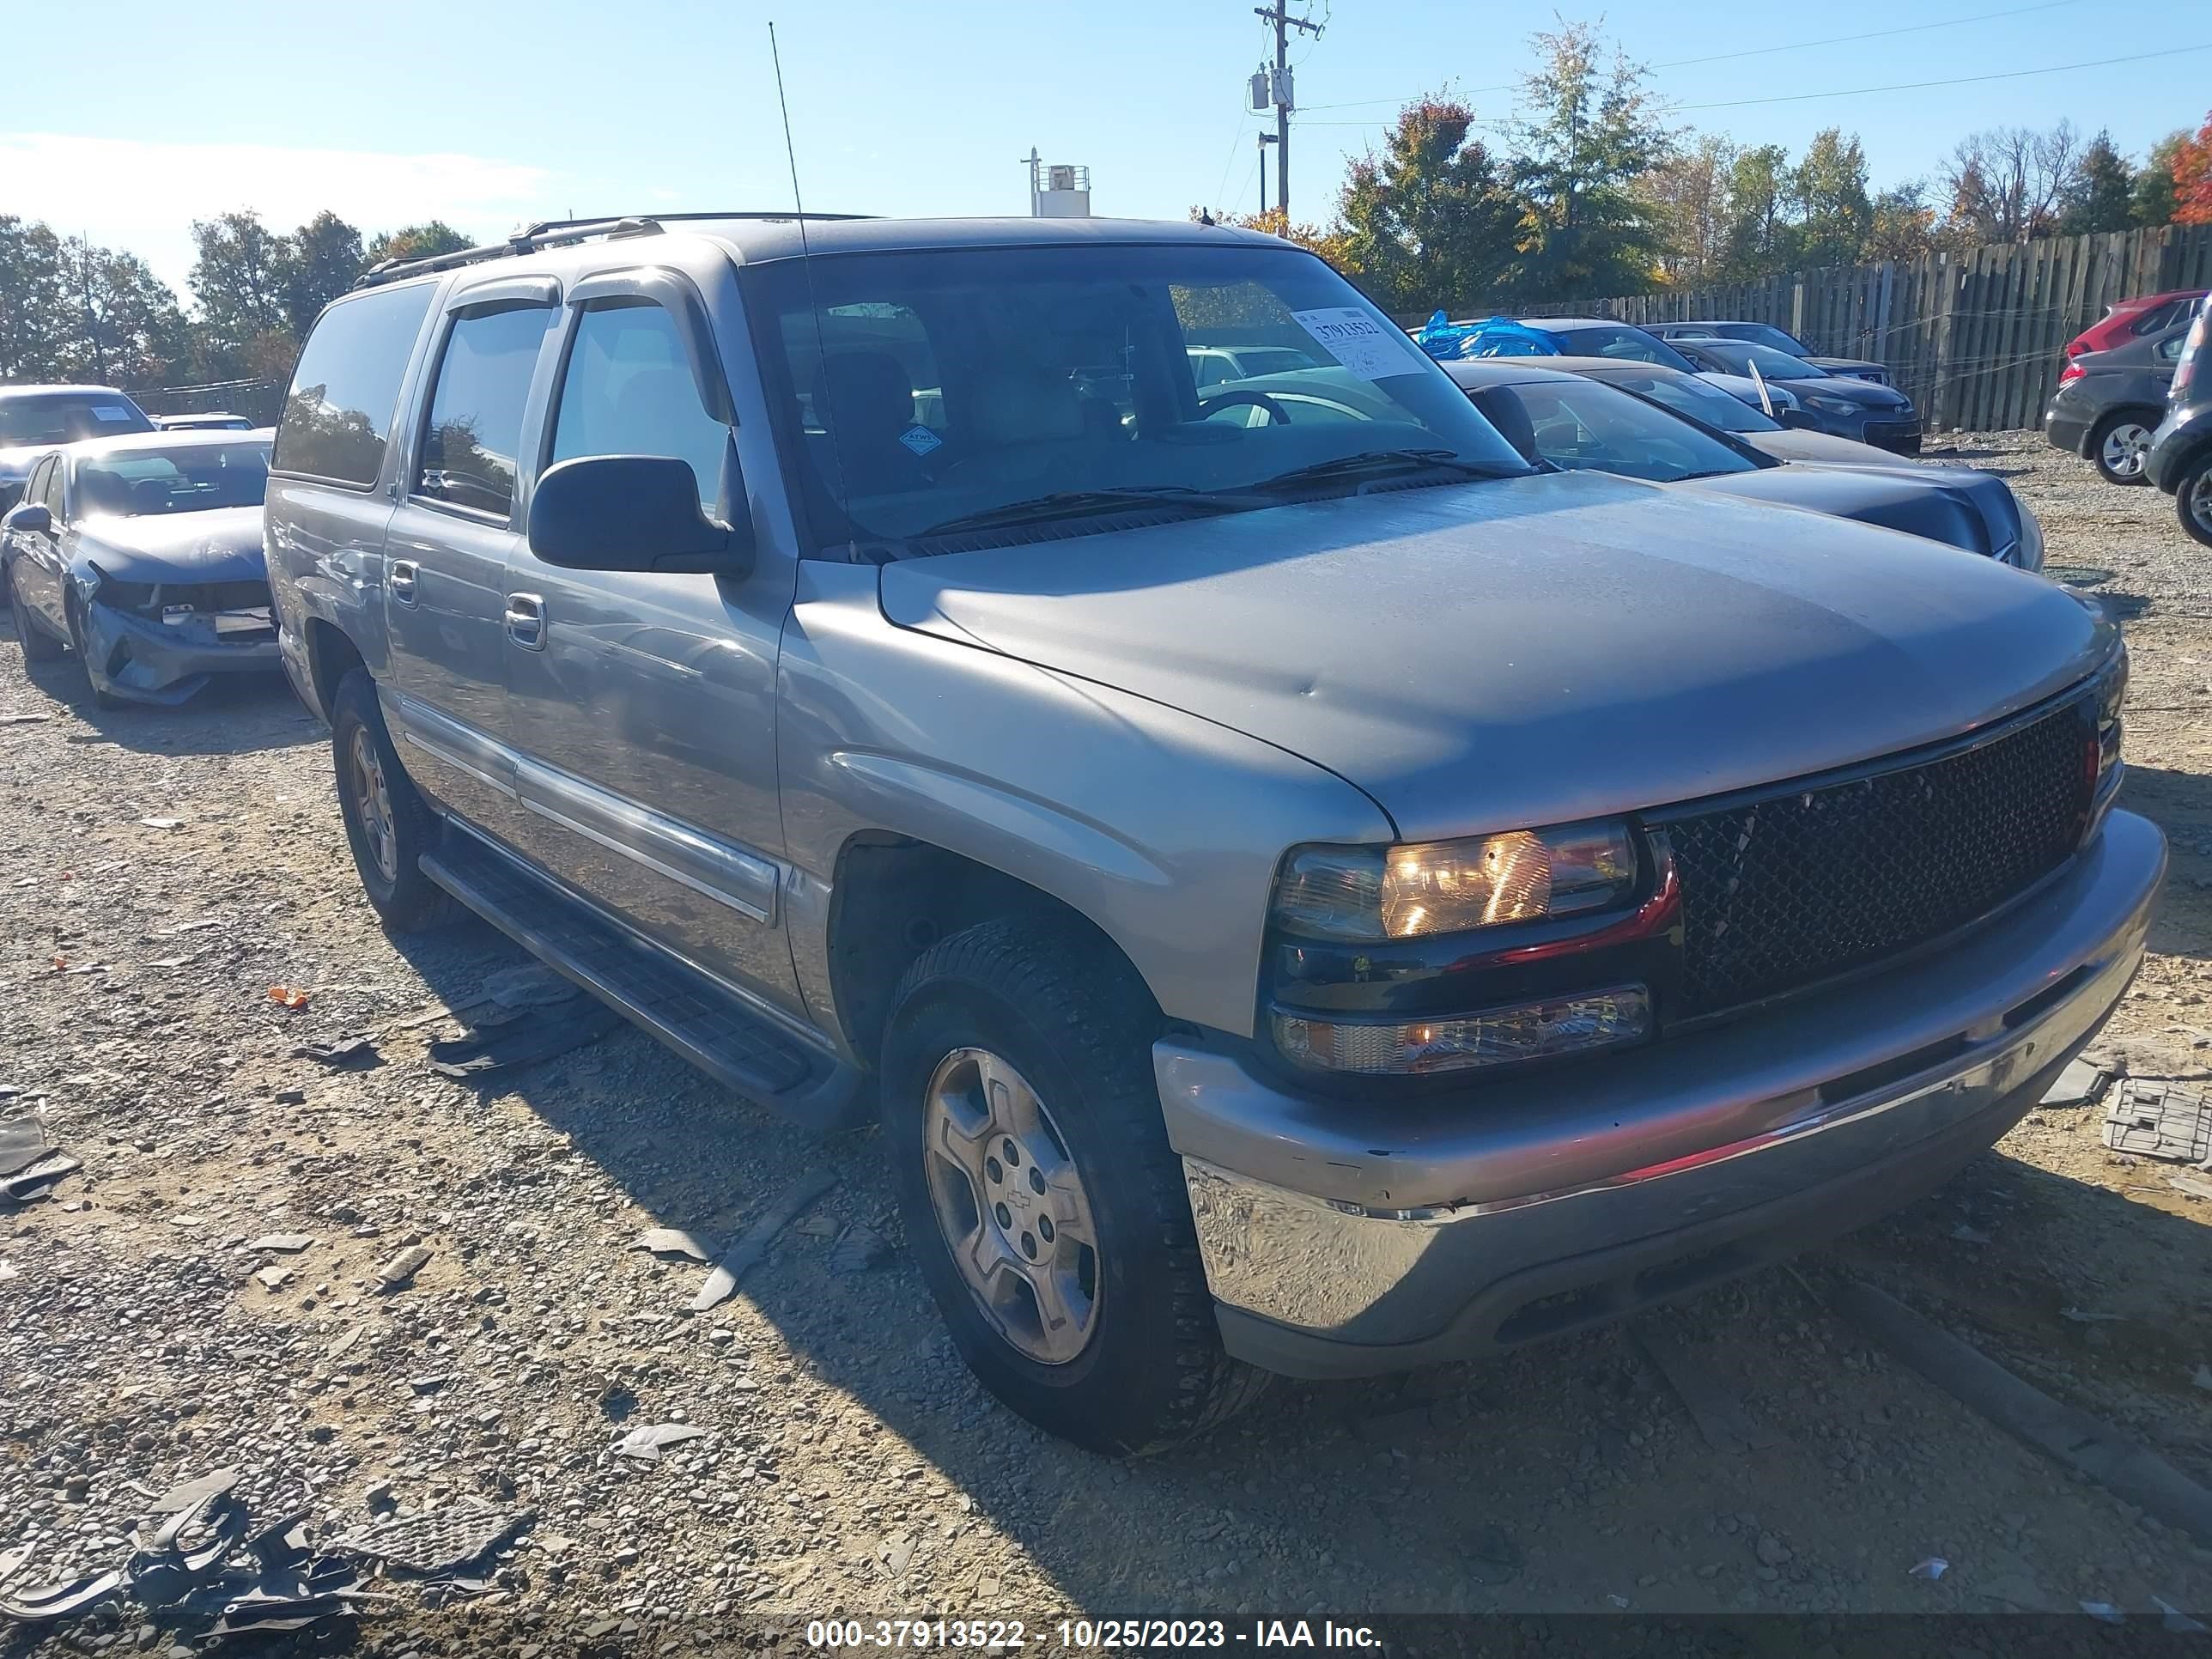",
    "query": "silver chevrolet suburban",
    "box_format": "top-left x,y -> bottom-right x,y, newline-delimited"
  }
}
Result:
264,213 -> 2164,1455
